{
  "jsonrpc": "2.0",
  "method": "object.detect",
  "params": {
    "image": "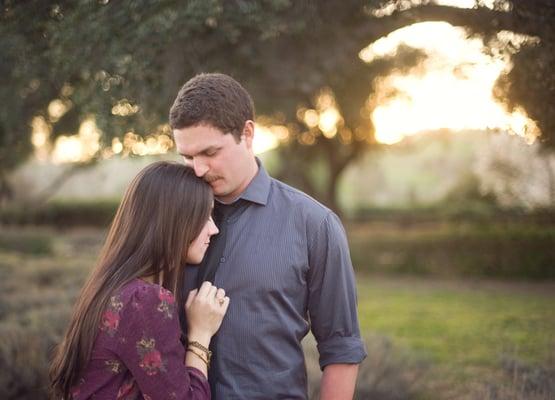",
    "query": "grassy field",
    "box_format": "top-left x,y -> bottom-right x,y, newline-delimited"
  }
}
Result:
355,275 -> 555,396
0,226 -> 553,399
